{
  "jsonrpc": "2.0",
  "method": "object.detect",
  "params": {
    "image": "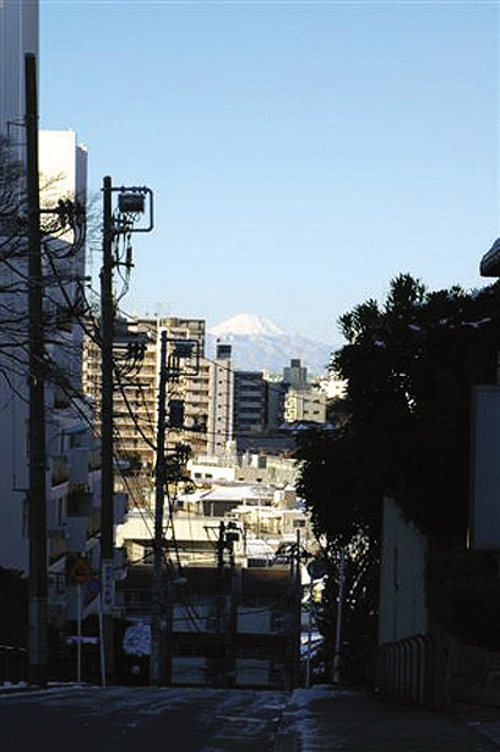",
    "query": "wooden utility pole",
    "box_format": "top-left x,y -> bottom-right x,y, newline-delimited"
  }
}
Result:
25,52 -> 48,687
